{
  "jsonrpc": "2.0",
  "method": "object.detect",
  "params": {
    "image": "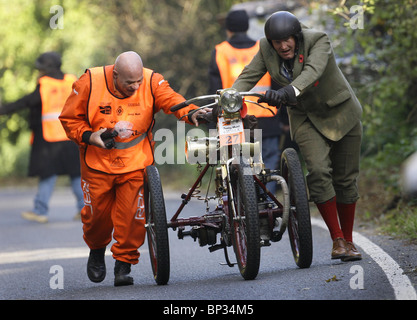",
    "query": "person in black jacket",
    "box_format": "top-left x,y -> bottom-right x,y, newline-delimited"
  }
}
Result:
0,52 -> 83,223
